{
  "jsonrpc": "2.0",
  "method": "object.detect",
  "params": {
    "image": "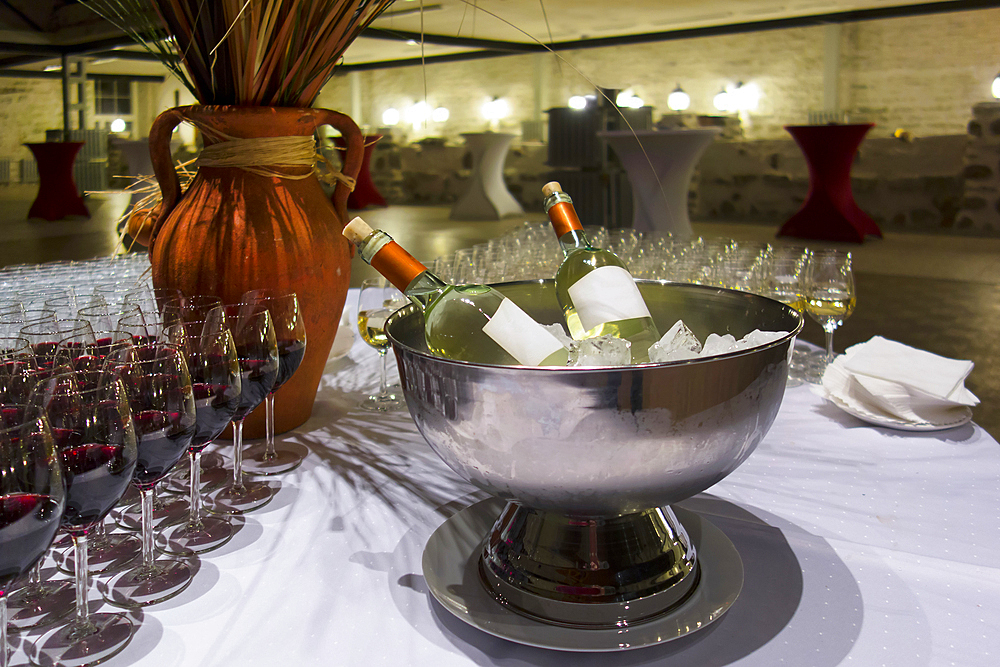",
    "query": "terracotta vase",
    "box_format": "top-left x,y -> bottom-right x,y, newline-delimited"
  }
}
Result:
147,105 -> 363,438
